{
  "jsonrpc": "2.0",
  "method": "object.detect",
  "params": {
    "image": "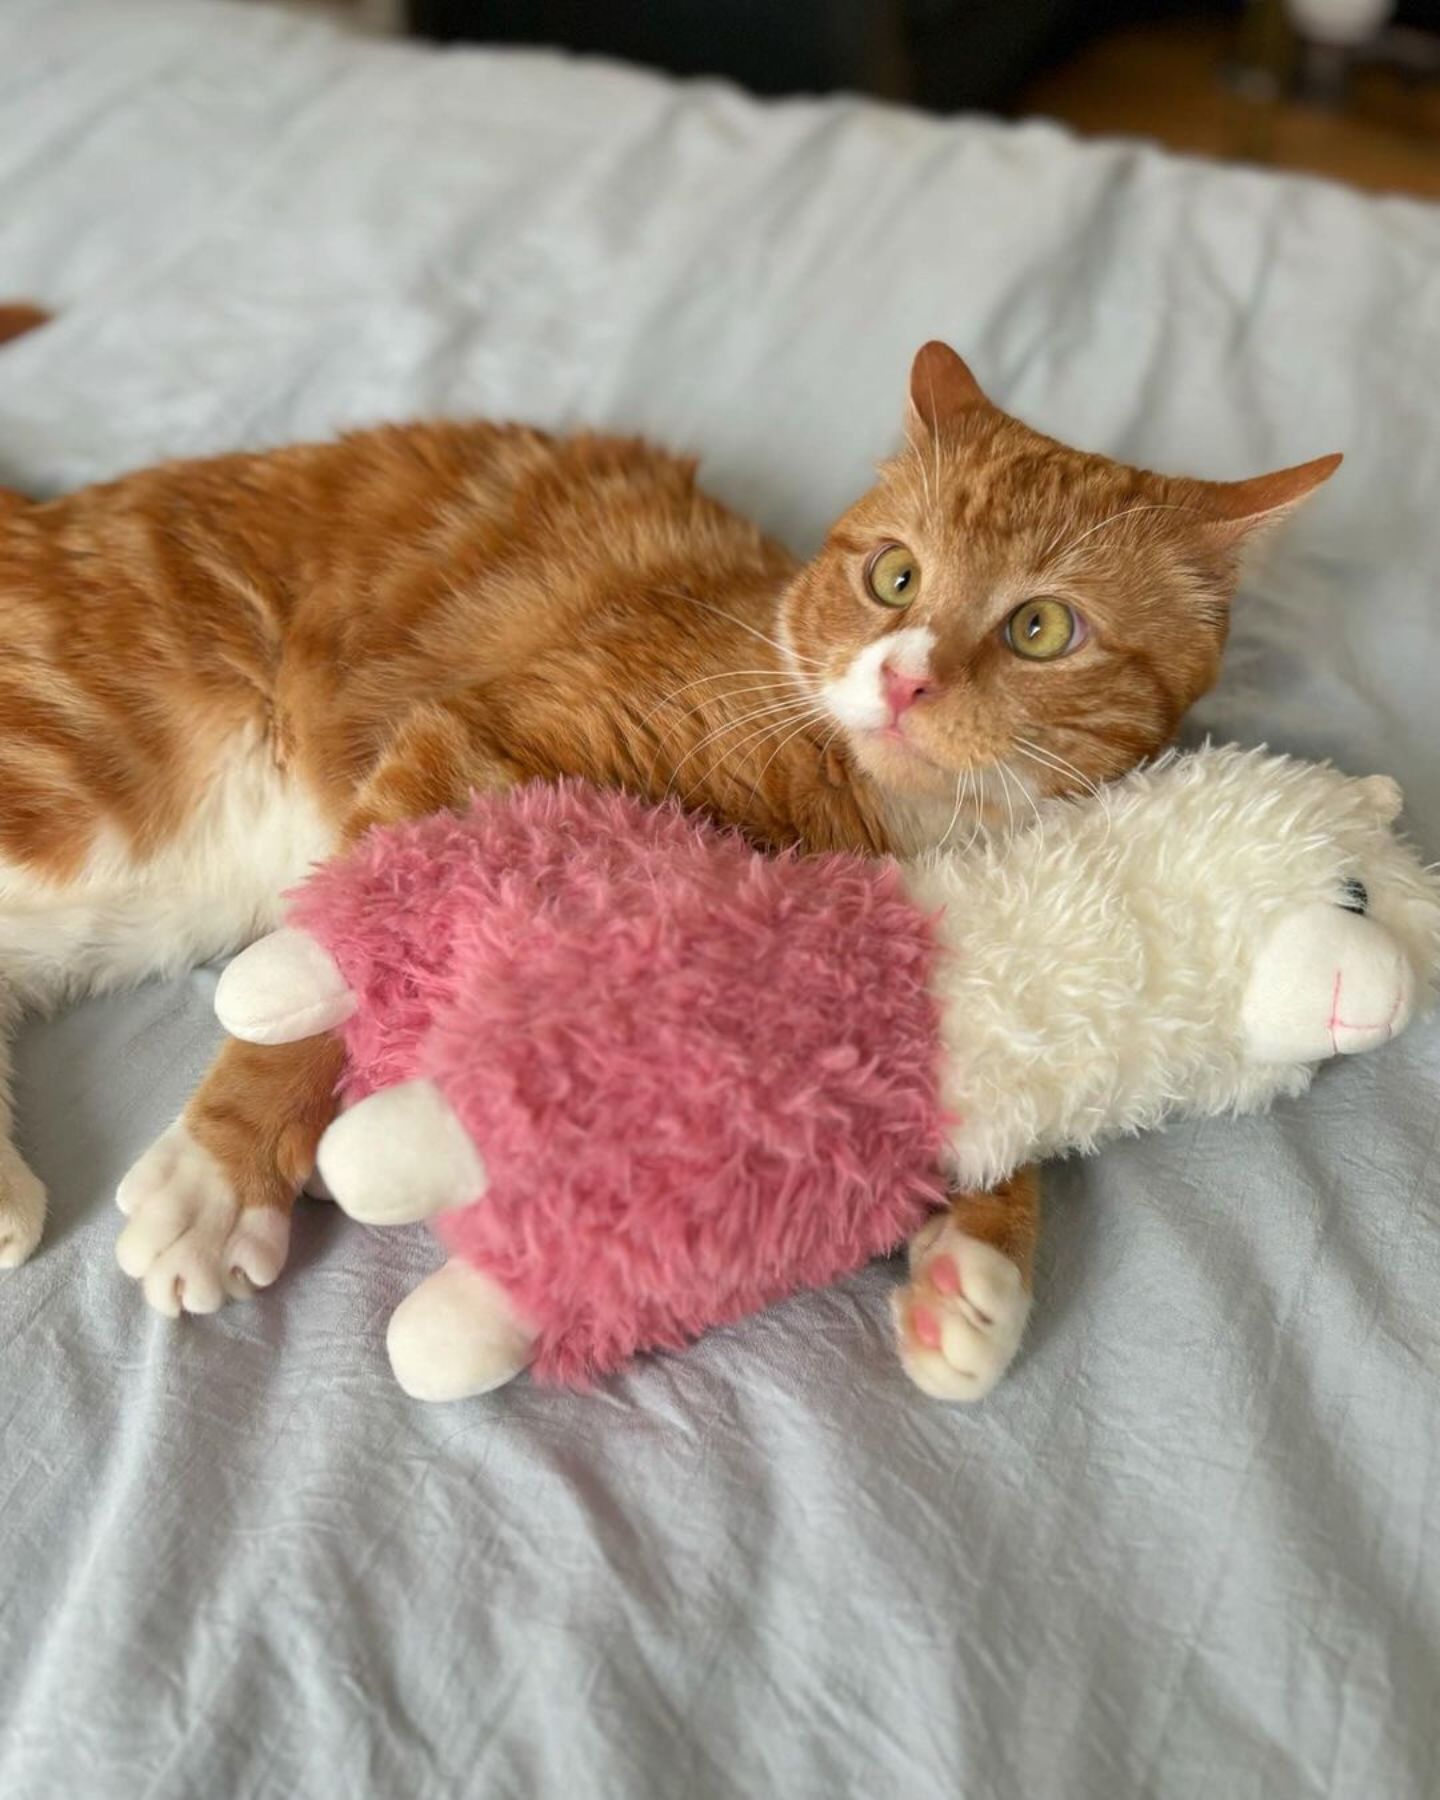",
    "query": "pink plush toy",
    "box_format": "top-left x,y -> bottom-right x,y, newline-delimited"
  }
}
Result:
216,750 -> 1440,1401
